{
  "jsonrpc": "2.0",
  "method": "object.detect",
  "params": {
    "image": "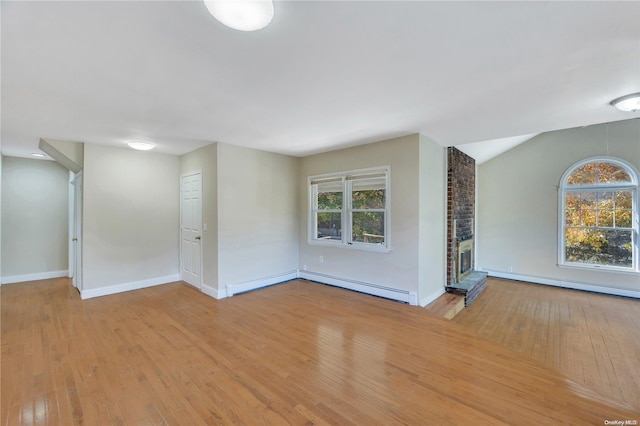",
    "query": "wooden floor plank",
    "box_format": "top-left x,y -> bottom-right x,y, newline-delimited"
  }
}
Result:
2,277 -> 638,425
453,277 -> 640,412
